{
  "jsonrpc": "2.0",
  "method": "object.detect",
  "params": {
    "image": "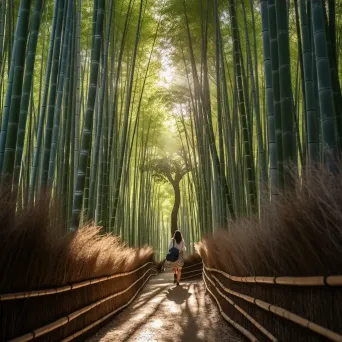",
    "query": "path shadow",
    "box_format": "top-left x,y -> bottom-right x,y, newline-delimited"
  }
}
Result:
181,302 -> 203,342
180,284 -> 203,342
166,285 -> 191,305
